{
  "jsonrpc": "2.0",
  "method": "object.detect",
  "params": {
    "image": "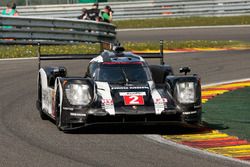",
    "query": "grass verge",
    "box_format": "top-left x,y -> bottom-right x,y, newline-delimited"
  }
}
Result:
0,40 -> 250,59
203,87 -> 250,140
114,16 -> 250,29
122,40 -> 250,51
